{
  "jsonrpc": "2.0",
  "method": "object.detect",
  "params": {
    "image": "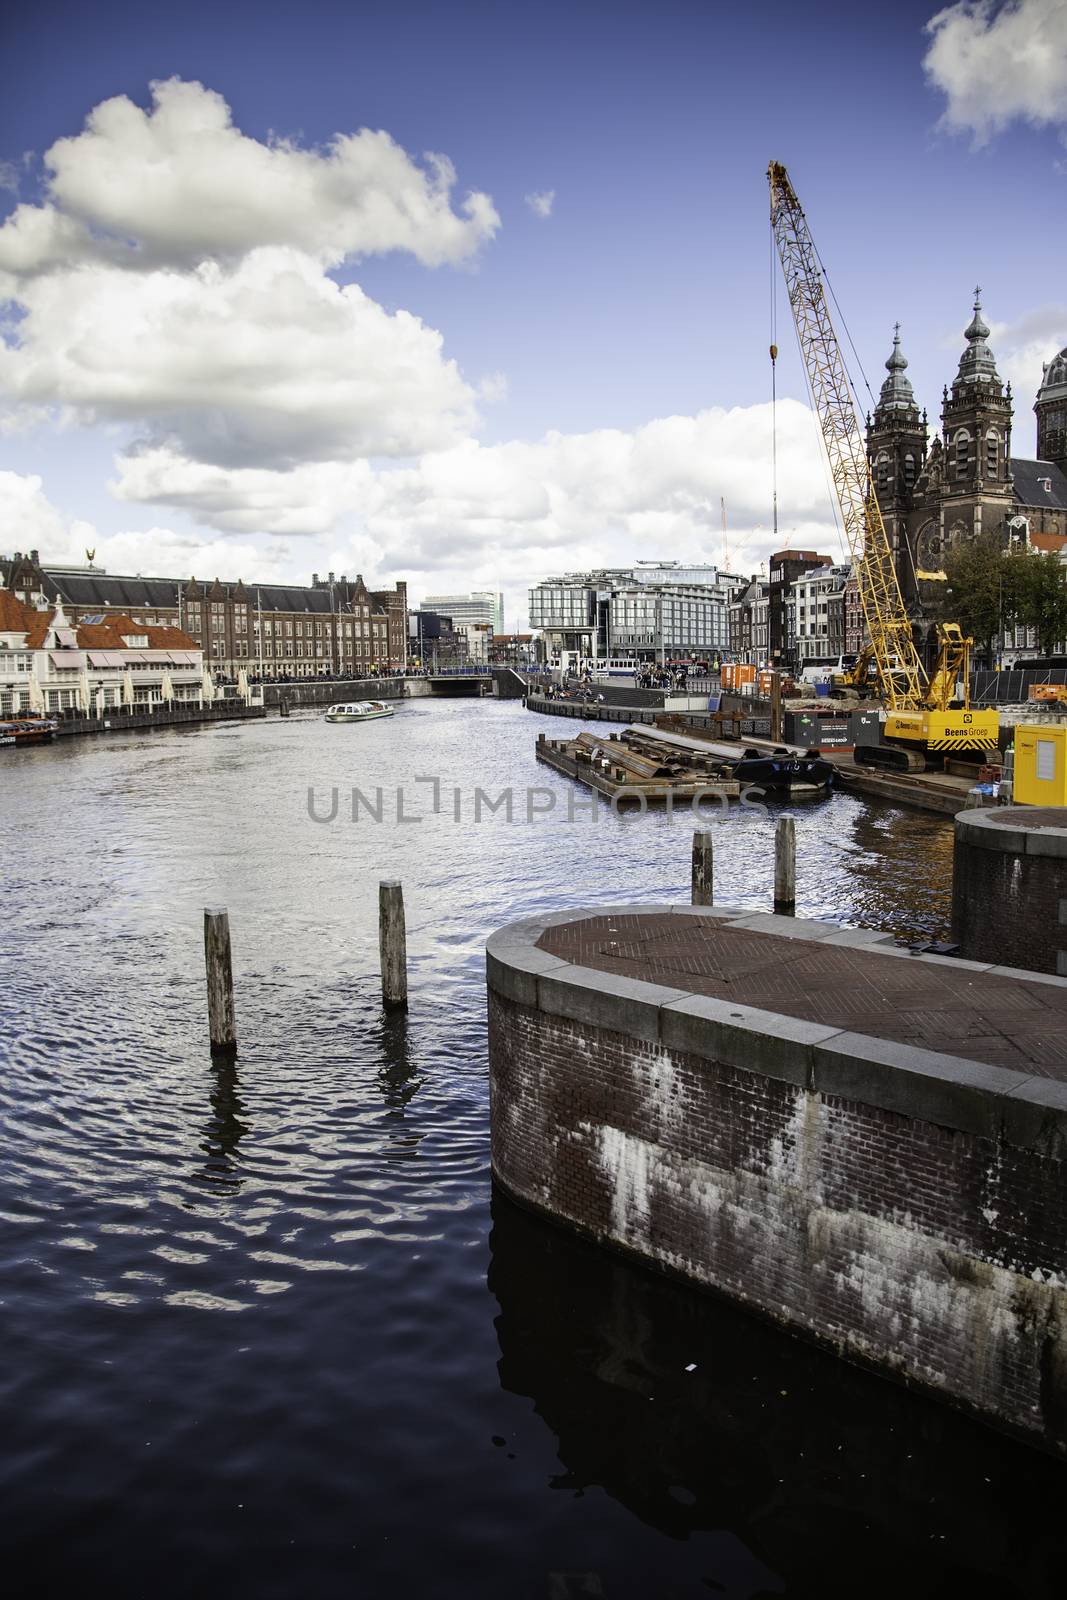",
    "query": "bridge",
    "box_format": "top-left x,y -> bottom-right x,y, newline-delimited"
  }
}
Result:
259,666 -> 536,710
